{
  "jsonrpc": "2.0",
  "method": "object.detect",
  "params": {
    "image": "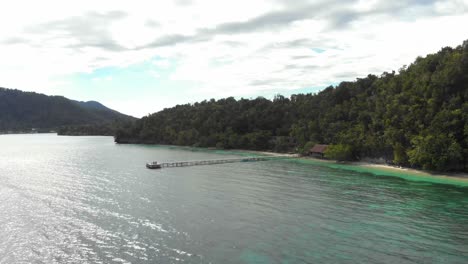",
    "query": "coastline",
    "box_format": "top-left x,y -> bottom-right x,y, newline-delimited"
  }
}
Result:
113,141 -> 468,187
231,149 -> 468,187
